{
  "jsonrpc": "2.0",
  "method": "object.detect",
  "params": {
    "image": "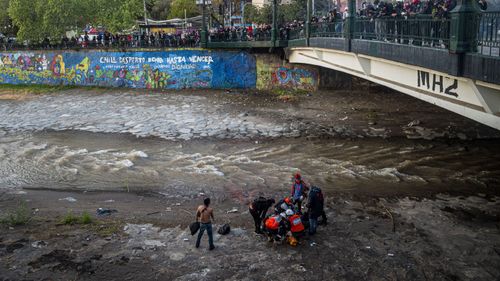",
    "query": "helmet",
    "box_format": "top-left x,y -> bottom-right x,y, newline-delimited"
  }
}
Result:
284,197 -> 291,204
286,209 -> 294,216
